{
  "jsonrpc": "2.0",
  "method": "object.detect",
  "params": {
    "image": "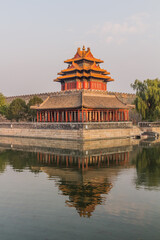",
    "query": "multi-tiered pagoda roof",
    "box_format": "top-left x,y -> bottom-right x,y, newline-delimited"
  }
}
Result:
55,46 -> 113,91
